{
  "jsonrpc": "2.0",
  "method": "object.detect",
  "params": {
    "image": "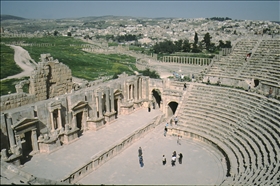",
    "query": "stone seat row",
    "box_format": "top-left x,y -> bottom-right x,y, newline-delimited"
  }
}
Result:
190,85 -> 280,123
184,86 -> 279,158
179,107 -> 278,174
178,112 -> 260,179
177,100 -> 279,184
179,110 -> 264,173
178,115 -> 278,185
